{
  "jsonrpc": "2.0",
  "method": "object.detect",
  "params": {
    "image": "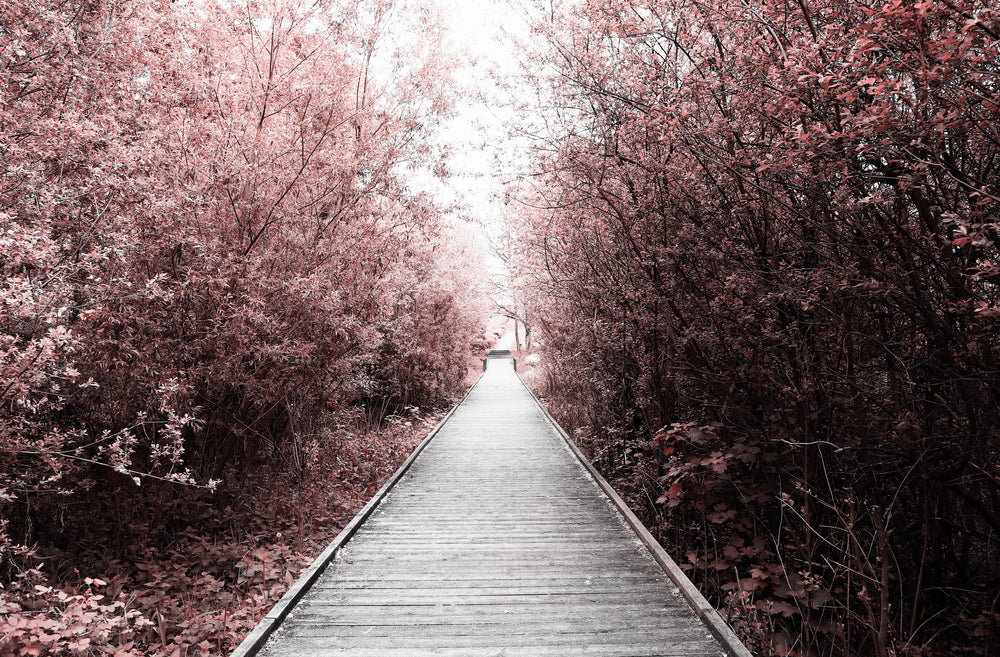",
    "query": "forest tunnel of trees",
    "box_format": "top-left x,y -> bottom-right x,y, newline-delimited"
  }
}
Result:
2,0 -> 998,655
